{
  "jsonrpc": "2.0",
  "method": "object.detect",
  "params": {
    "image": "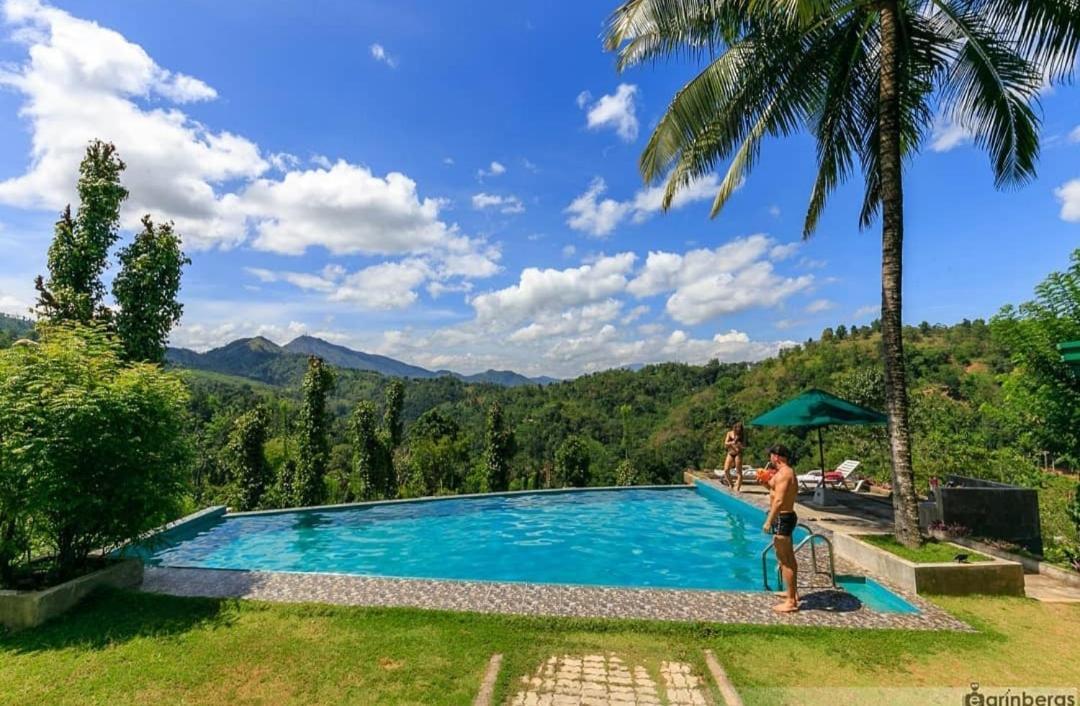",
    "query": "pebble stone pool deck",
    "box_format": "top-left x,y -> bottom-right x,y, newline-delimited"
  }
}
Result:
139,483 -> 969,631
